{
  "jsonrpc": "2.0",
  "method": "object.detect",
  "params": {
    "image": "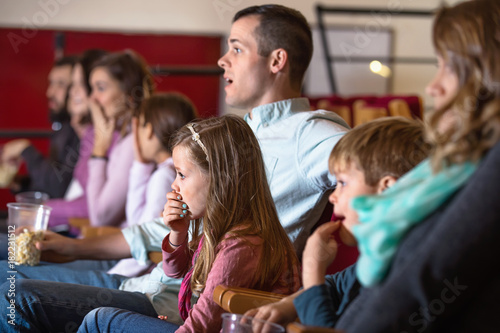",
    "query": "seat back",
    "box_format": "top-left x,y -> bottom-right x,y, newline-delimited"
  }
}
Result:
310,94 -> 423,128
